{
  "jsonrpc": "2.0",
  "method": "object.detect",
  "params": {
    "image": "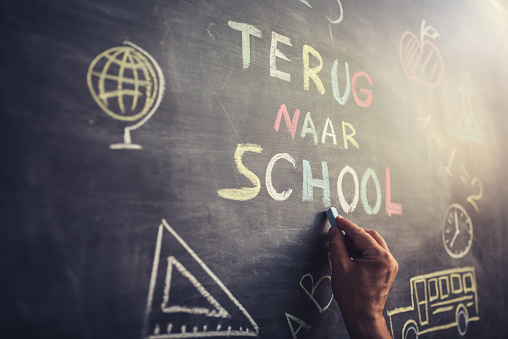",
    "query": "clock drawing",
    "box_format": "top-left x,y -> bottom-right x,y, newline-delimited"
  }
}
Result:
442,203 -> 473,258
